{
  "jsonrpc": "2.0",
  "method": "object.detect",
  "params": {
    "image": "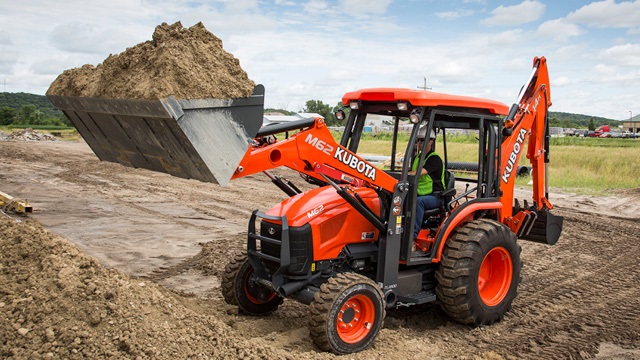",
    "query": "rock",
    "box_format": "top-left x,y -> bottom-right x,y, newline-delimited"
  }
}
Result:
45,328 -> 55,342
